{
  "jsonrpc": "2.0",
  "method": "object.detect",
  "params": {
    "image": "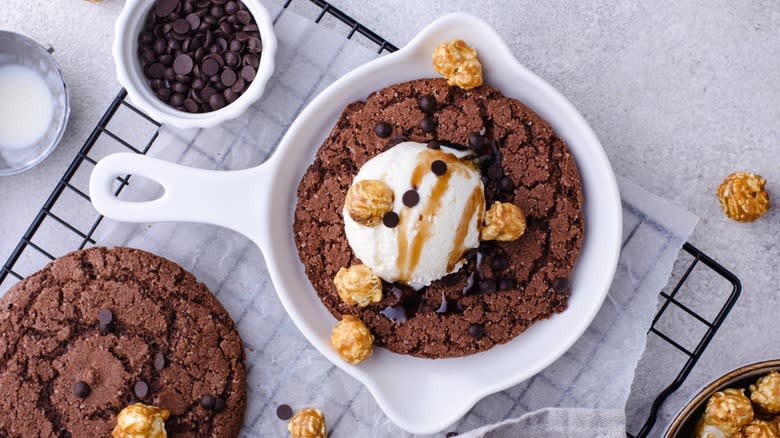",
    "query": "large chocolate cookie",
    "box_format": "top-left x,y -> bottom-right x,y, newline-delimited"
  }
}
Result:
294,78 -> 585,358
0,247 -> 246,437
